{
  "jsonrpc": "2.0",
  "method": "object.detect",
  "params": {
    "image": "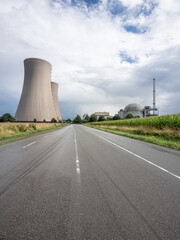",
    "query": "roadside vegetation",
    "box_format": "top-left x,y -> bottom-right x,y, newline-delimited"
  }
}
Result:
0,122 -> 66,144
86,114 -> 180,150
